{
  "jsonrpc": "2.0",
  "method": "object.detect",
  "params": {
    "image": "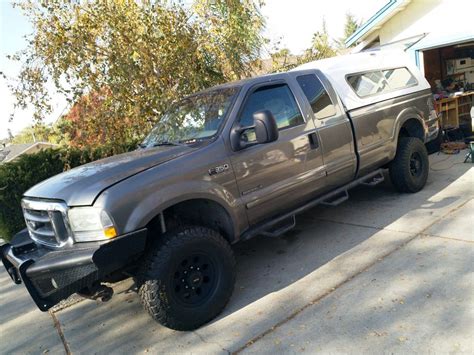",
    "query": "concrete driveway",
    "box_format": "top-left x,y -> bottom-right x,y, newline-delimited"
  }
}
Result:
1,153 -> 473,354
